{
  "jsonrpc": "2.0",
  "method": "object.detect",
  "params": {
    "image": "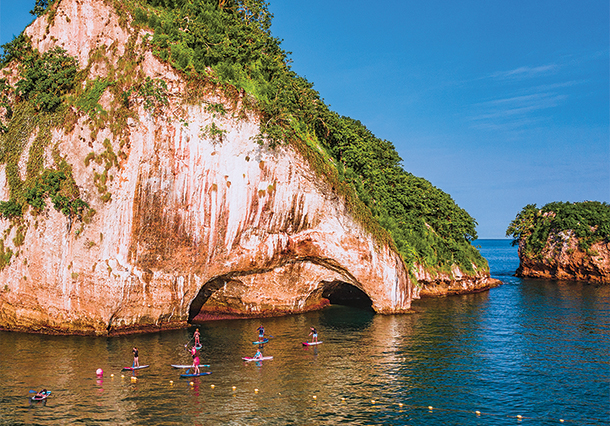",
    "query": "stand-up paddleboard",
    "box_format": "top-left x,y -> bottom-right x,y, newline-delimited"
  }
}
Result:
171,364 -> 210,368
194,344 -> 202,350
31,391 -> 51,401
302,341 -> 323,346
252,338 -> 269,345
180,371 -> 212,378
122,365 -> 150,371
242,356 -> 273,362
